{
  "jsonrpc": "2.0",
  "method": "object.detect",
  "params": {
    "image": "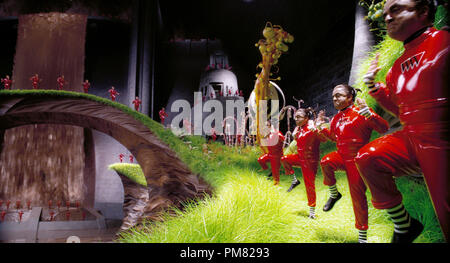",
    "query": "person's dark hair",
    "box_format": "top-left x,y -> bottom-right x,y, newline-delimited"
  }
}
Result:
413,0 -> 437,23
336,84 -> 361,102
296,107 -> 315,120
